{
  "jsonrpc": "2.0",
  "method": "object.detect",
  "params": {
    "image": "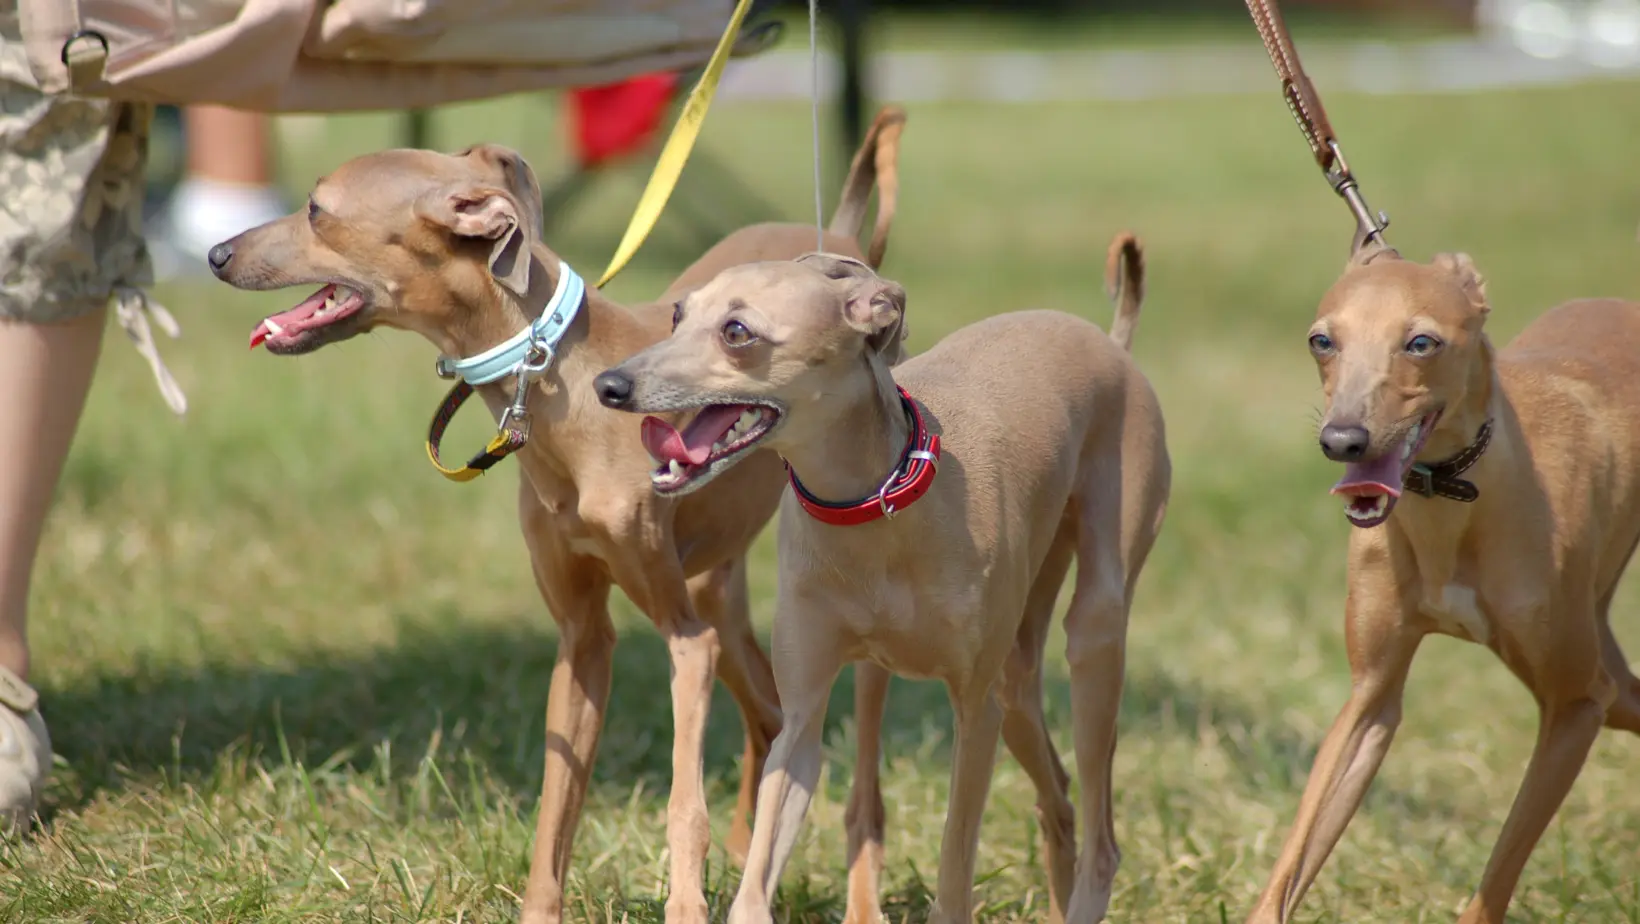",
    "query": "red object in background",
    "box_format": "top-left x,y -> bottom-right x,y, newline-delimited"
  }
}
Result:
567,73 -> 680,168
